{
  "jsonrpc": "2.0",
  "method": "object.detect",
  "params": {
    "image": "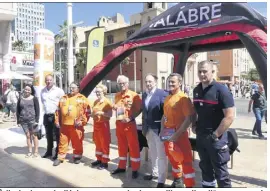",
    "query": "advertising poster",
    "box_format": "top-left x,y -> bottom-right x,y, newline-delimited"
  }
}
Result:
33,29 -> 55,134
